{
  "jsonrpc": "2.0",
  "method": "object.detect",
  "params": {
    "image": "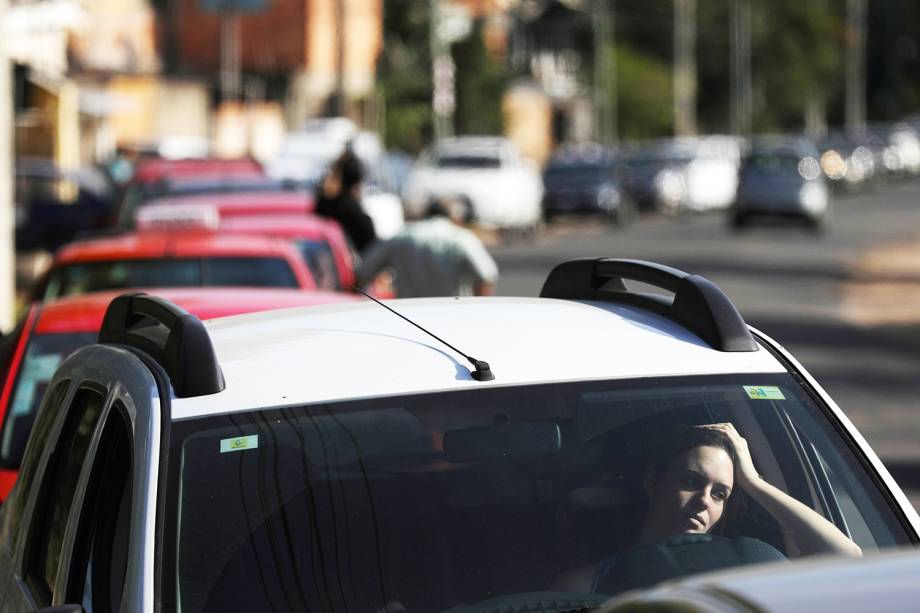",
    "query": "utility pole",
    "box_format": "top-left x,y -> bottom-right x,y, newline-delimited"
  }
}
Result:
673,0 -> 697,136
0,0 -> 14,331
219,10 -> 242,101
845,0 -> 867,137
430,0 -> 455,140
594,0 -> 617,146
730,0 -> 752,137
